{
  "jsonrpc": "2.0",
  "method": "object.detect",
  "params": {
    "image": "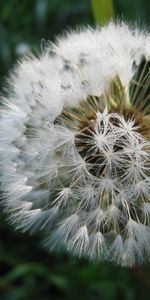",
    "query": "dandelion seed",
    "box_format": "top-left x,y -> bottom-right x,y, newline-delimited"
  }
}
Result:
0,22 -> 150,266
